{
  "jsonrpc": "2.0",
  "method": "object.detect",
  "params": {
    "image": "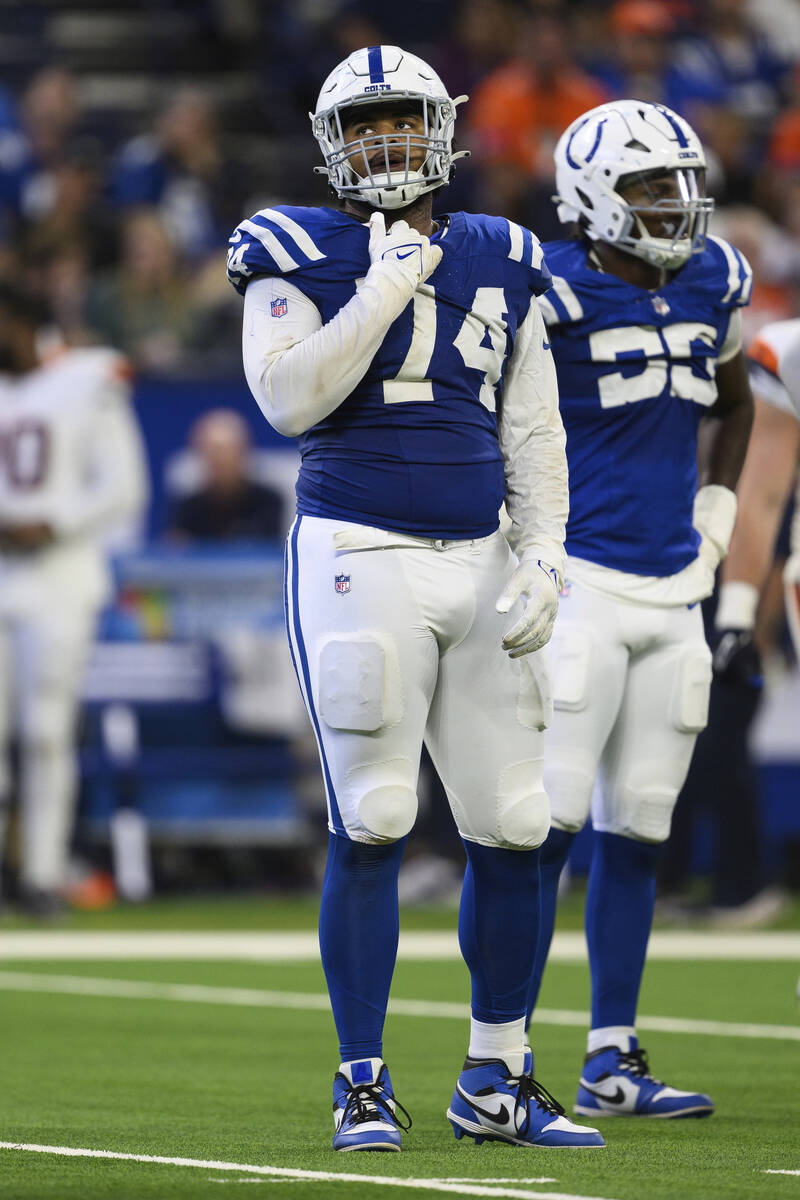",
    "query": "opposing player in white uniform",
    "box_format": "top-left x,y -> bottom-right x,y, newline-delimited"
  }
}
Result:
720,319 -> 800,659
230,46 -> 603,1151
0,283 -> 148,915
523,101 -> 754,1118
